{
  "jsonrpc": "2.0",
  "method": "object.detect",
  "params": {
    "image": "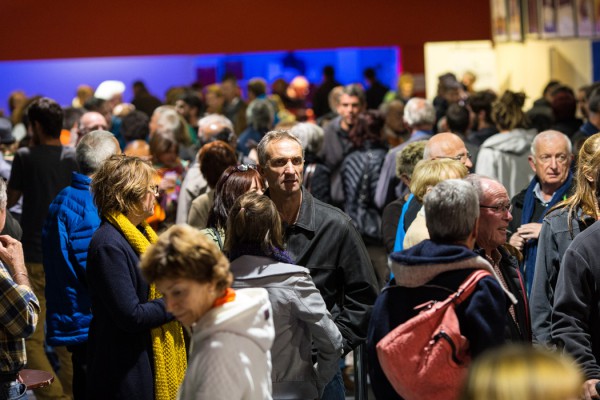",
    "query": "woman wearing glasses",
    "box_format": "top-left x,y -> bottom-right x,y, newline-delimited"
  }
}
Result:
86,155 -> 187,400
201,164 -> 265,249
